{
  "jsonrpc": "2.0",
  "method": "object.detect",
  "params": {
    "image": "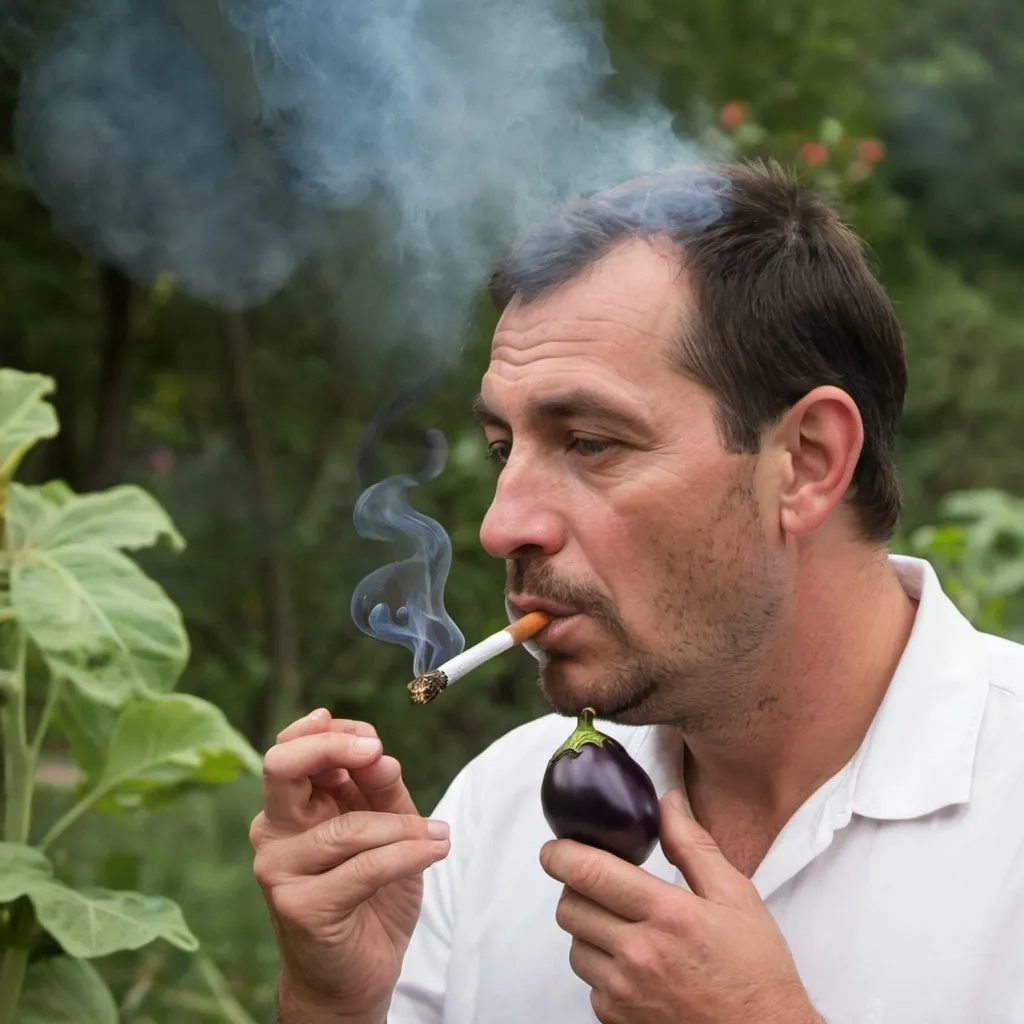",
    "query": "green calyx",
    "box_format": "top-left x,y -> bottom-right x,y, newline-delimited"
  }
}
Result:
549,707 -> 608,762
